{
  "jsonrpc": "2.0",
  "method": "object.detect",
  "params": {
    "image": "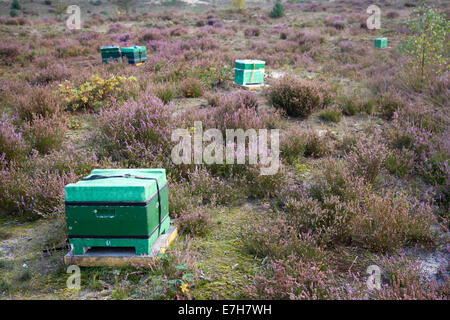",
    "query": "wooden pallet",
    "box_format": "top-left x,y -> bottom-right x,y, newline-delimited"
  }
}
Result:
233,82 -> 266,91
63,226 -> 178,267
